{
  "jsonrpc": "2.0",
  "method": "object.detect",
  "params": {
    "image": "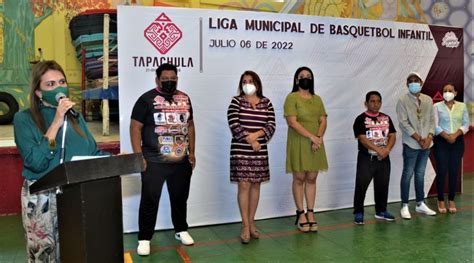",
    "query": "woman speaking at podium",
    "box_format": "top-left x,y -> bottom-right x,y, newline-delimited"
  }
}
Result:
13,60 -> 109,262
